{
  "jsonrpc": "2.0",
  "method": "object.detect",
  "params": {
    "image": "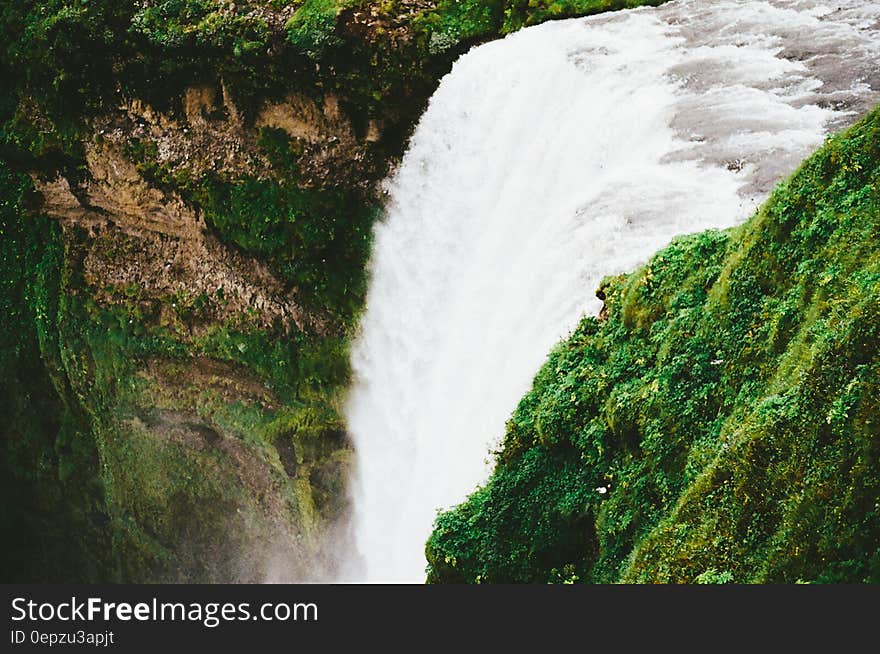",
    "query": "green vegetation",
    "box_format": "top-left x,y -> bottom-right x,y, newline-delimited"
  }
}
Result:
499,0 -> 664,32
286,0 -> 345,59
0,0 -> 668,167
427,107 -> 880,584
125,128 -> 376,320
0,158 -> 354,580
0,163 -> 109,581
417,0 -> 665,50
